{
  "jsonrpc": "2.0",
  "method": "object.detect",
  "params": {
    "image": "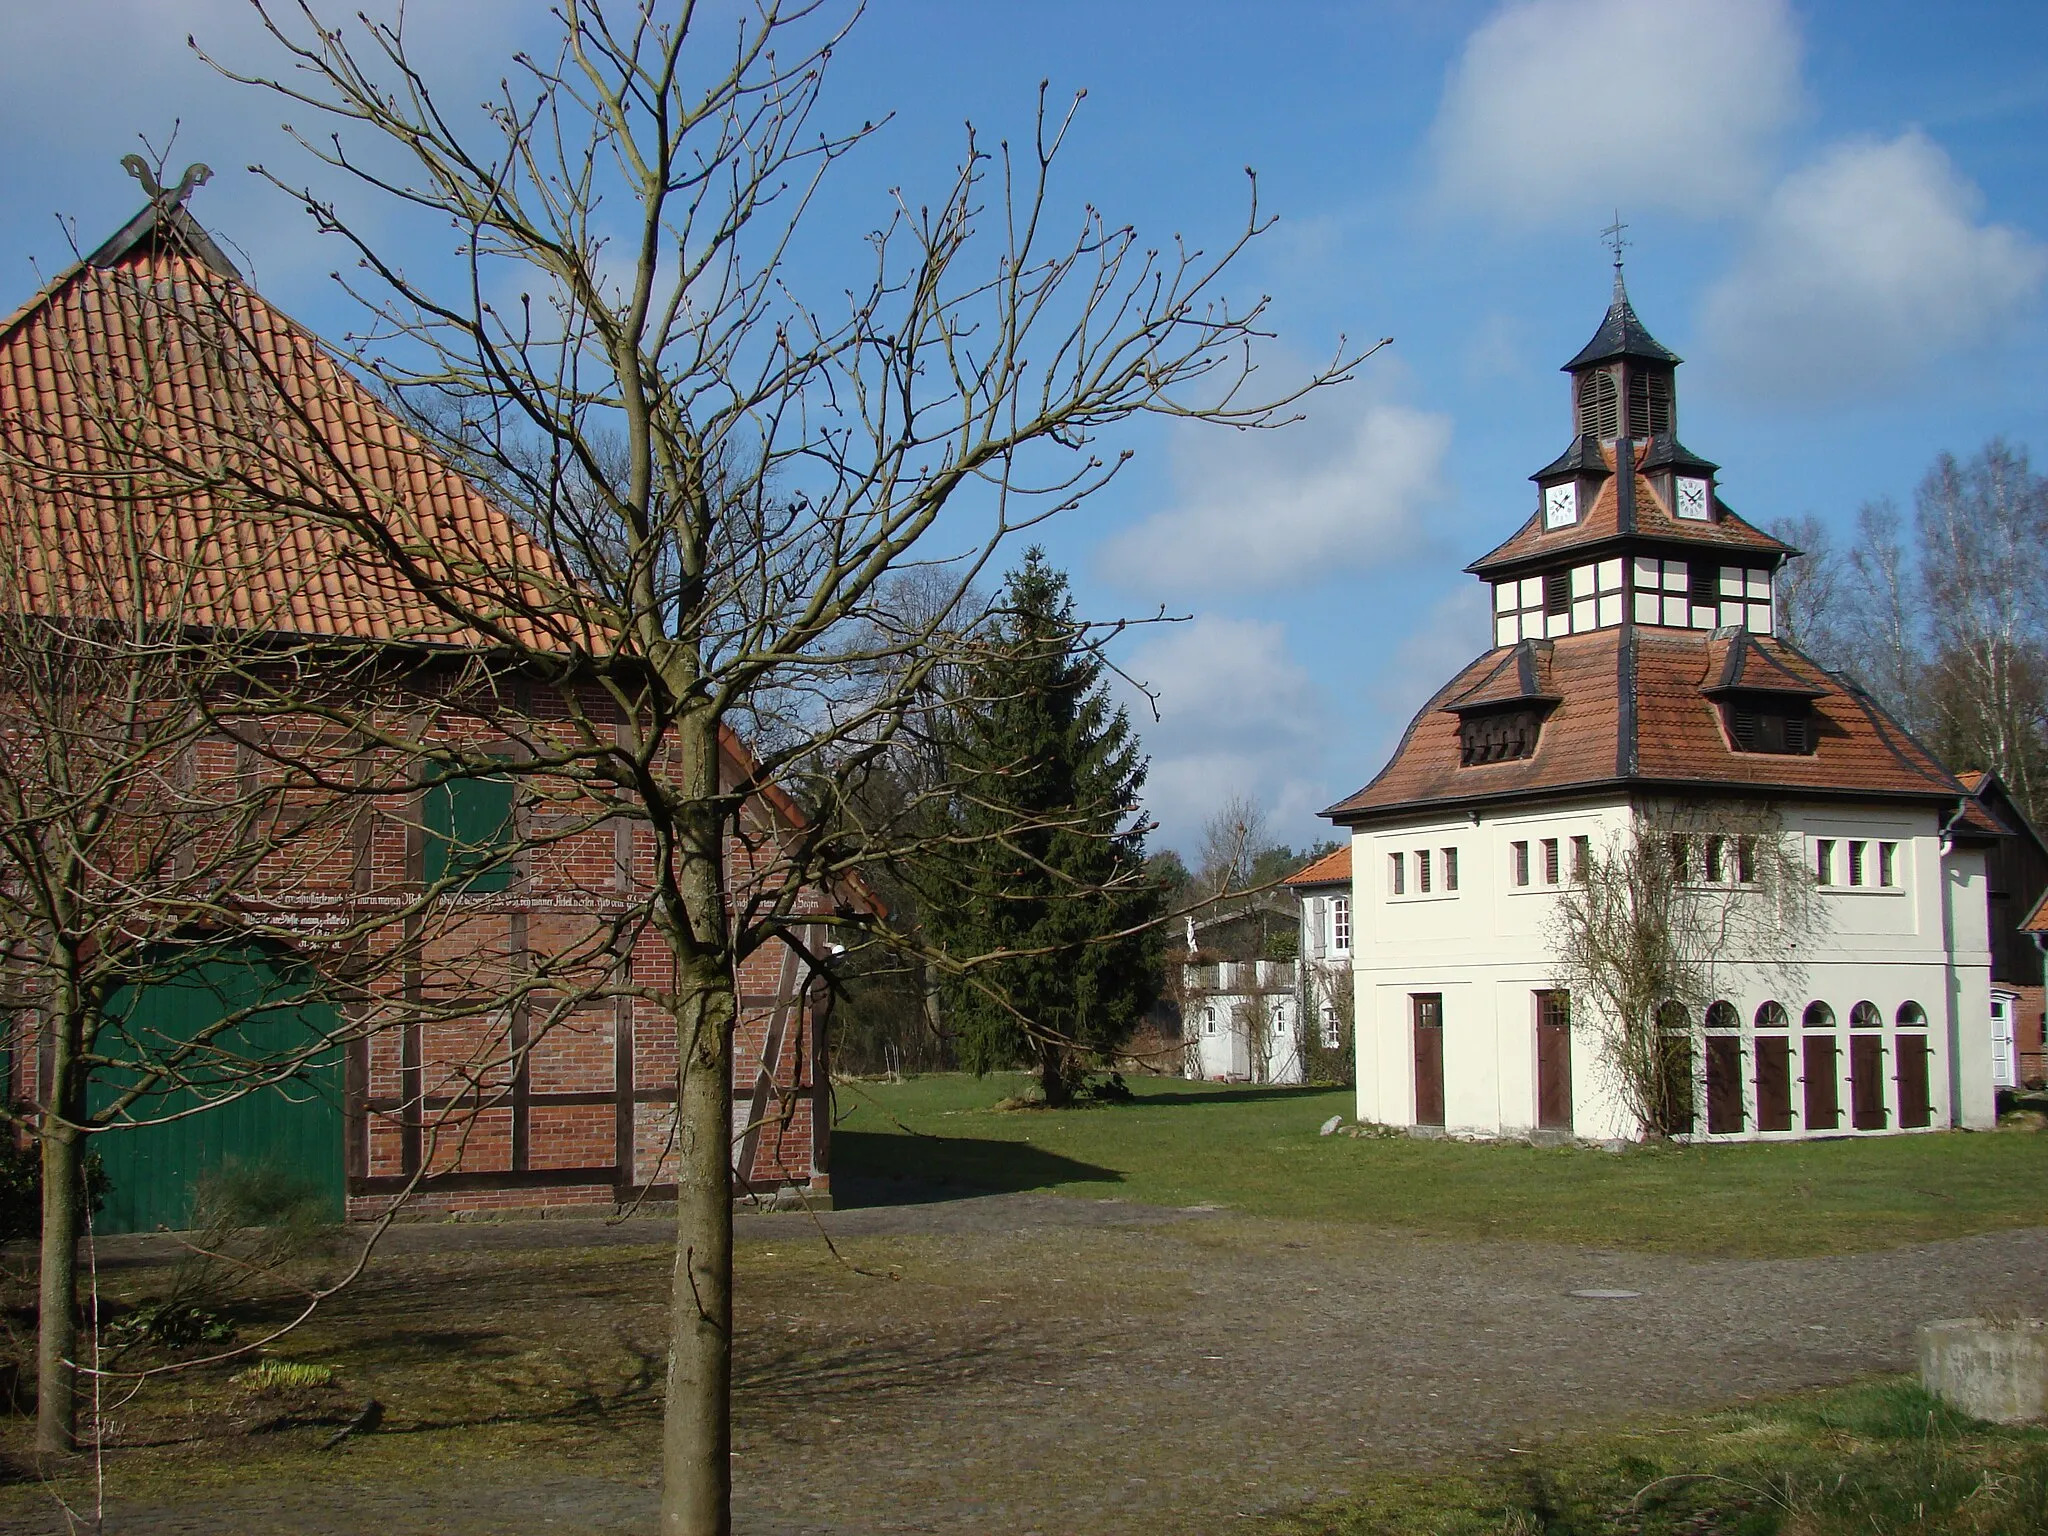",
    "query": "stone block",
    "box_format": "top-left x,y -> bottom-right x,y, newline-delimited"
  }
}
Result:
1919,1318 -> 2048,1423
